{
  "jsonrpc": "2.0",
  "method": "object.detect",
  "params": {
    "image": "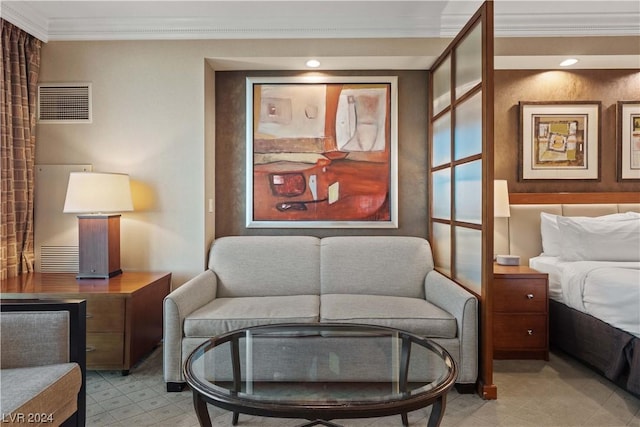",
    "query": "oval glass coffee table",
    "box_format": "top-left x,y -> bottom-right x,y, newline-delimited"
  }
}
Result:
184,323 -> 457,427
